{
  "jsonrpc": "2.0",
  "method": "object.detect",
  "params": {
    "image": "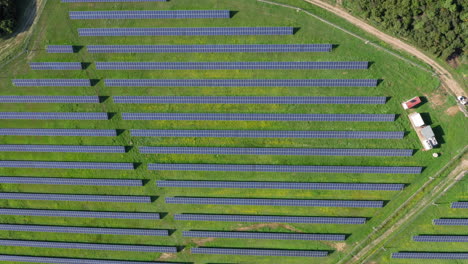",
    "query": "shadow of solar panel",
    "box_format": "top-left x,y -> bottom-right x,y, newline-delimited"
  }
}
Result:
130,130 -> 404,139
79,27 -> 294,36
149,164 -> 422,174
0,161 -> 133,169
0,209 -> 160,219
413,236 -> 468,242
88,44 -> 332,53
70,10 -> 230,19
174,214 -> 366,224
166,197 -> 384,208
0,255 -> 181,264
0,239 -> 177,252
0,96 -> 99,103
0,129 -> 117,137
12,79 -> 91,87
30,62 -> 83,70
63,0 -> 167,2
0,224 -> 169,236
433,219 -> 468,225
451,202 -> 468,208
0,112 -> 108,120
46,45 -> 74,53
392,252 -> 468,259
184,231 -> 345,241
192,247 -> 328,257
98,61 -> 368,70
122,113 -> 395,122
0,145 -> 125,153
114,96 -> 384,104
106,79 -> 377,87
0,193 -> 150,203
144,147 -> 412,157
157,181 -> 405,191
0,177 -> 142,186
